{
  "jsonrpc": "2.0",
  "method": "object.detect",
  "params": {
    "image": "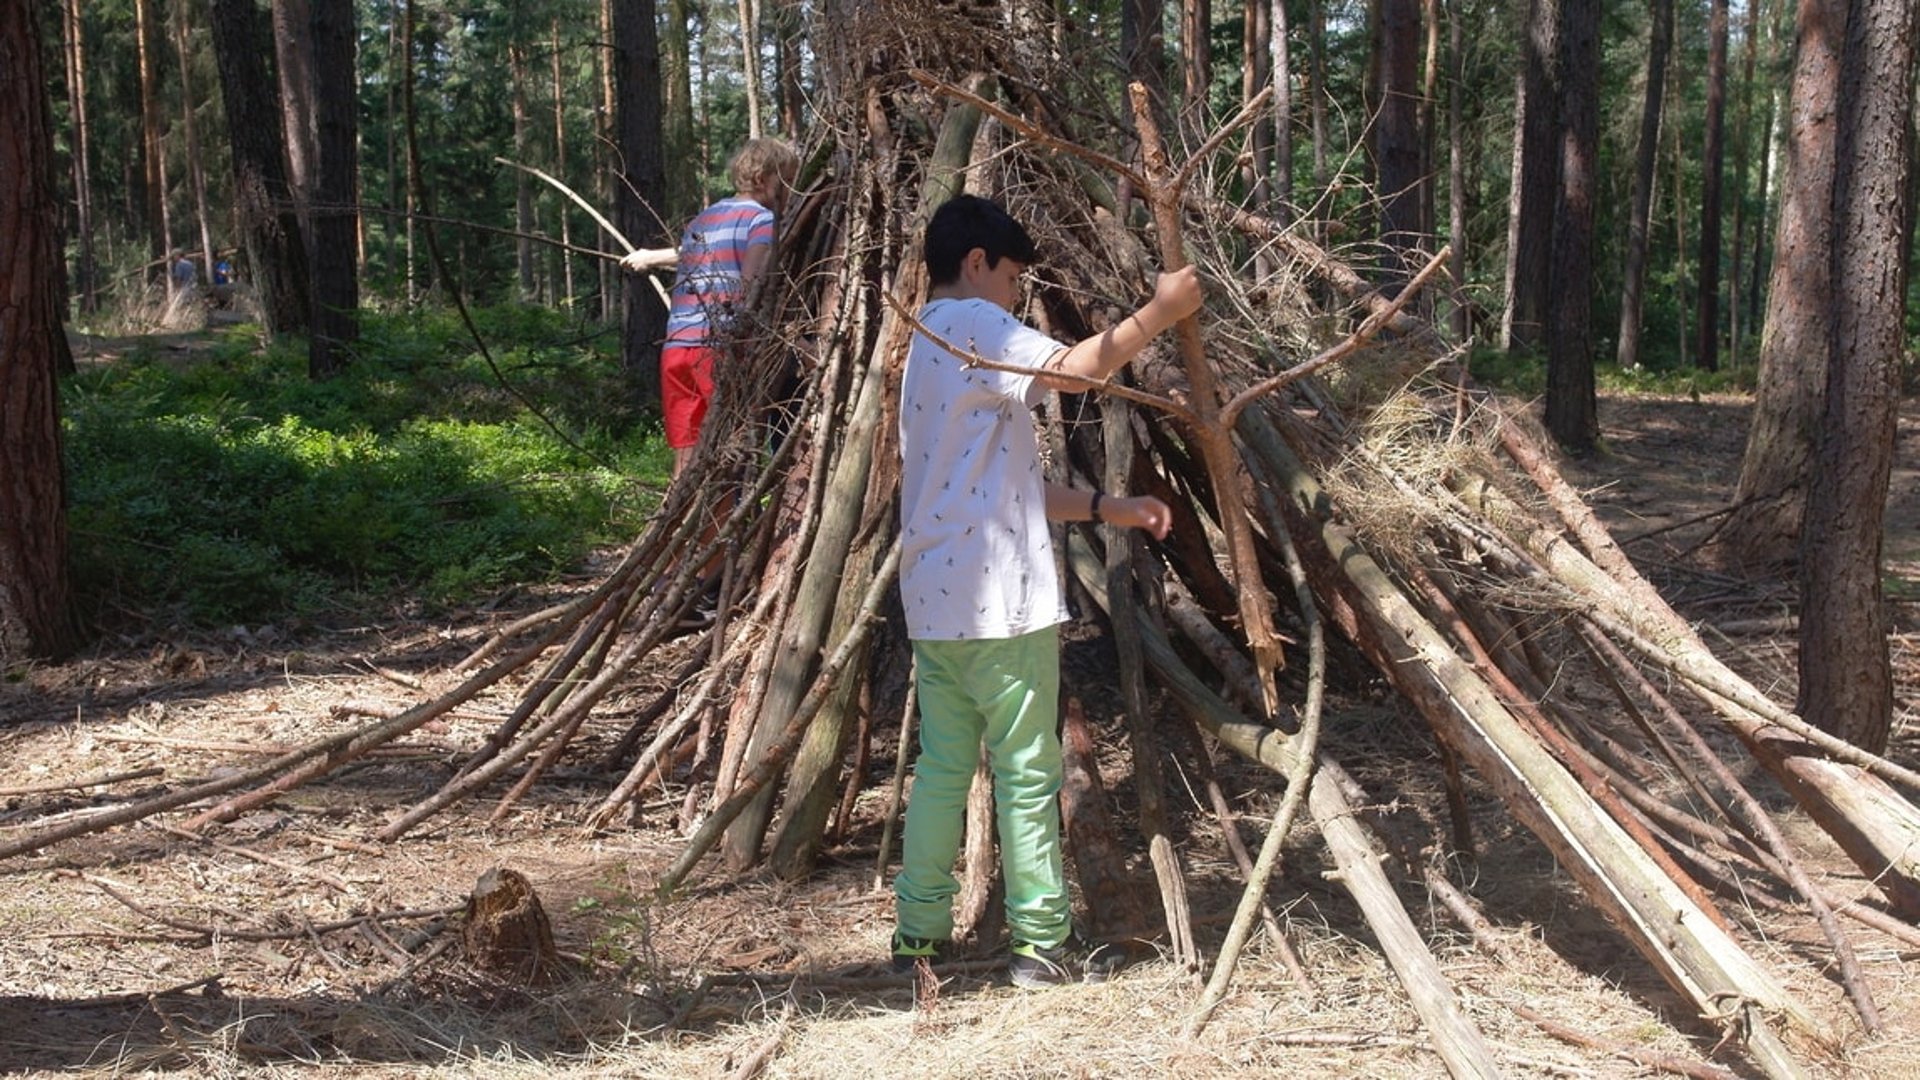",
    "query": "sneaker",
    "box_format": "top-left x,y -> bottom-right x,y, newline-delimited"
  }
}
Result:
1007,936 -> 1124,989
890,931 -> 945,972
